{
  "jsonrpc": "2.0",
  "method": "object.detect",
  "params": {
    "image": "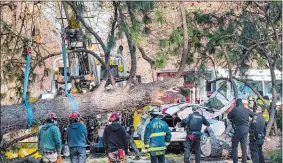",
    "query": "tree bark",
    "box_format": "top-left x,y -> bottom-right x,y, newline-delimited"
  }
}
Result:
10,156 -> 39,163
176,2 -> 189,78
1,79 -> 175,132
265,59 -> 277,135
